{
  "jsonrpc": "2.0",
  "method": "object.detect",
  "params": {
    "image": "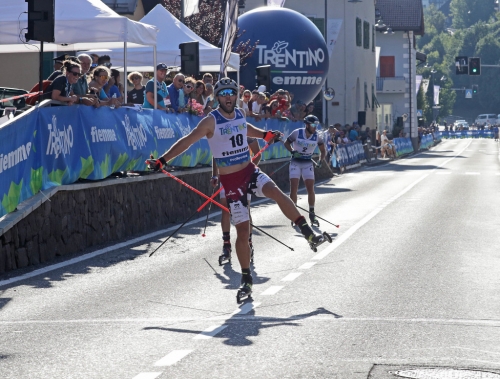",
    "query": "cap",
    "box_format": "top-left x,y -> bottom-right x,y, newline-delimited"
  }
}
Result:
53,54 -> 69,63
156,63 -> 168,70
257,85 -> 266,92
